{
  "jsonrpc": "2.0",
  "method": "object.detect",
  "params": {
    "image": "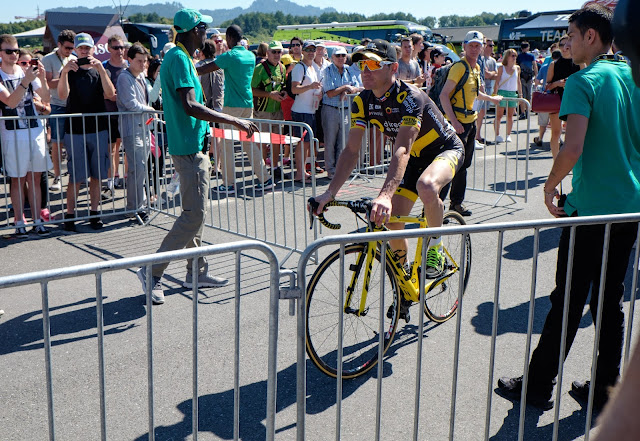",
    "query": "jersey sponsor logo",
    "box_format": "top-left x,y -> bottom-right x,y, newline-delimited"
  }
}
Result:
401,116 -> 420,128
402,96 -> 419,113
385,107 -> 400,114
370,118 -> 385,133
396,90 -> 408,104
351,95 -> 365,119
